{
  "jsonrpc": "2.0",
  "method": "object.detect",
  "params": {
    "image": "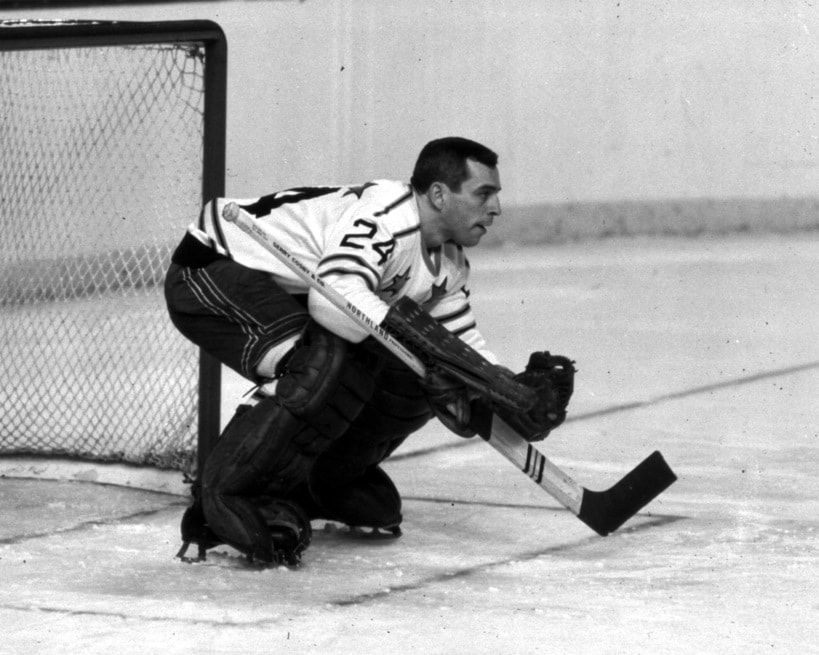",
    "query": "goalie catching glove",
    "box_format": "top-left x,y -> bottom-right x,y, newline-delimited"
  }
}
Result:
494,351 -> 576,441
